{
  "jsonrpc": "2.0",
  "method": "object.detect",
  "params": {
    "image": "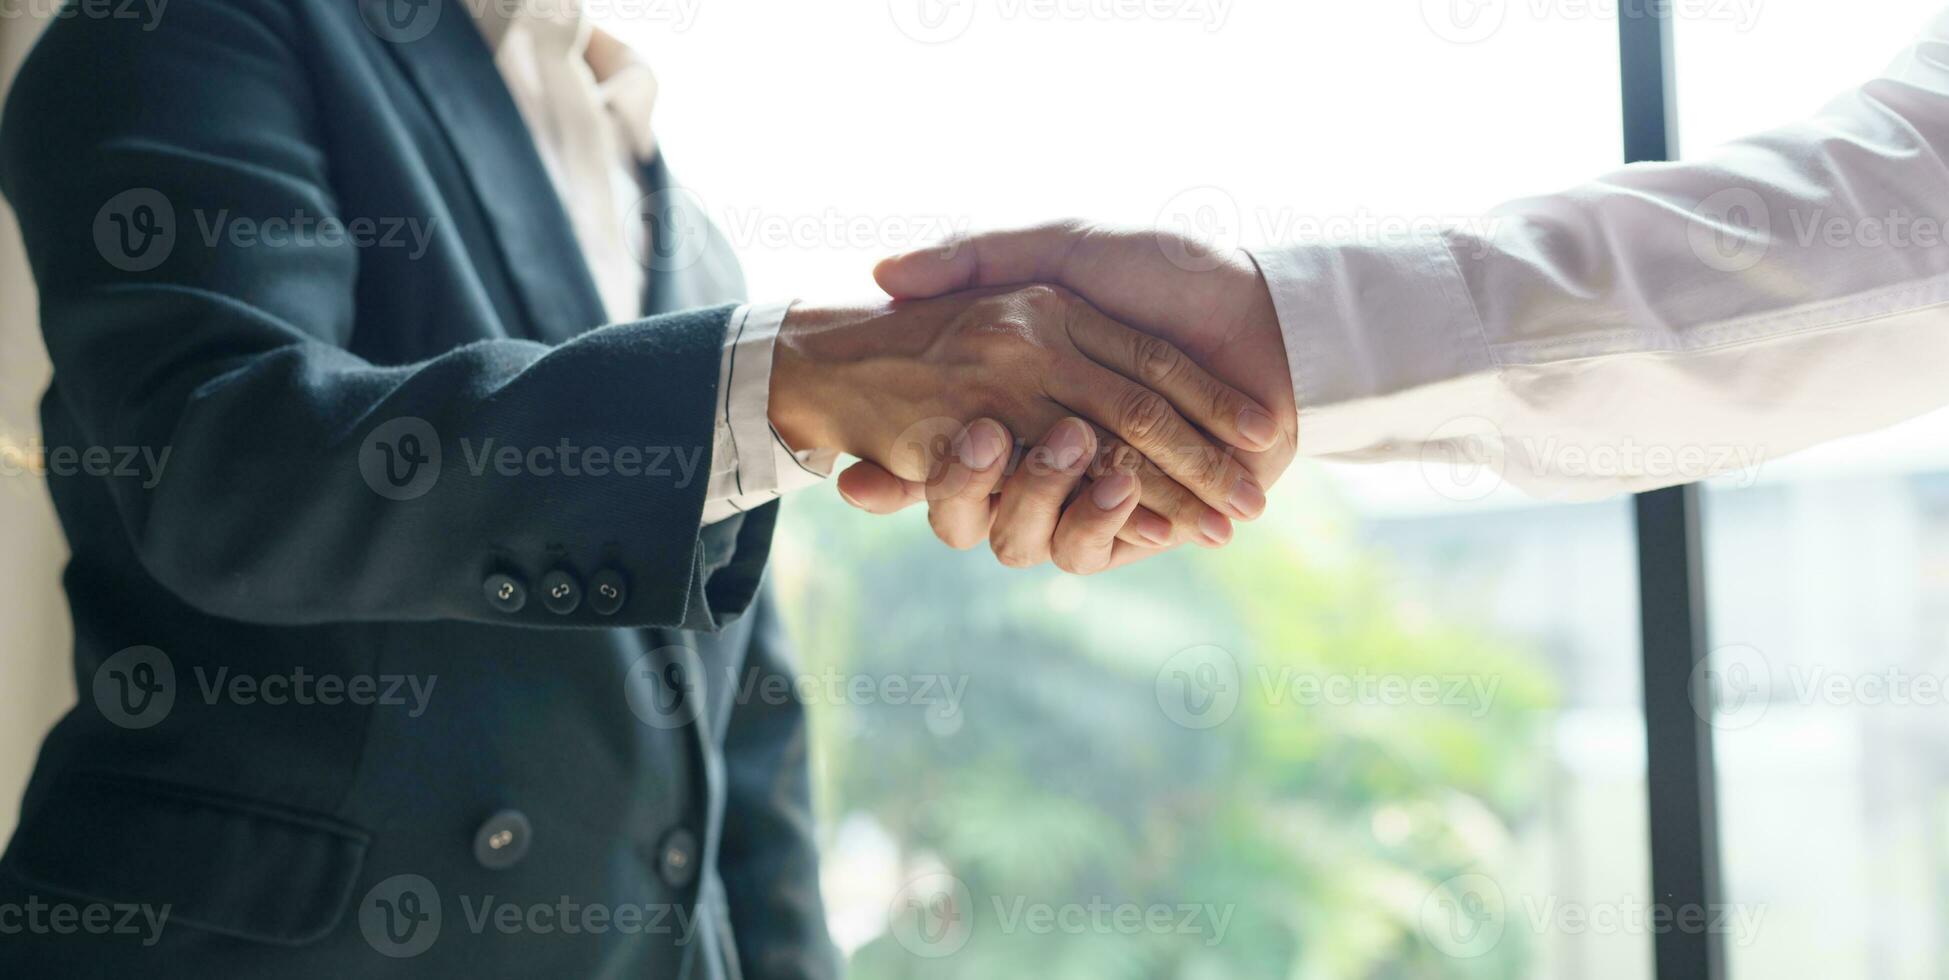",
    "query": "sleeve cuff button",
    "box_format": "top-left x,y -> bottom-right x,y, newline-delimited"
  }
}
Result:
540,568 -> 582,615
